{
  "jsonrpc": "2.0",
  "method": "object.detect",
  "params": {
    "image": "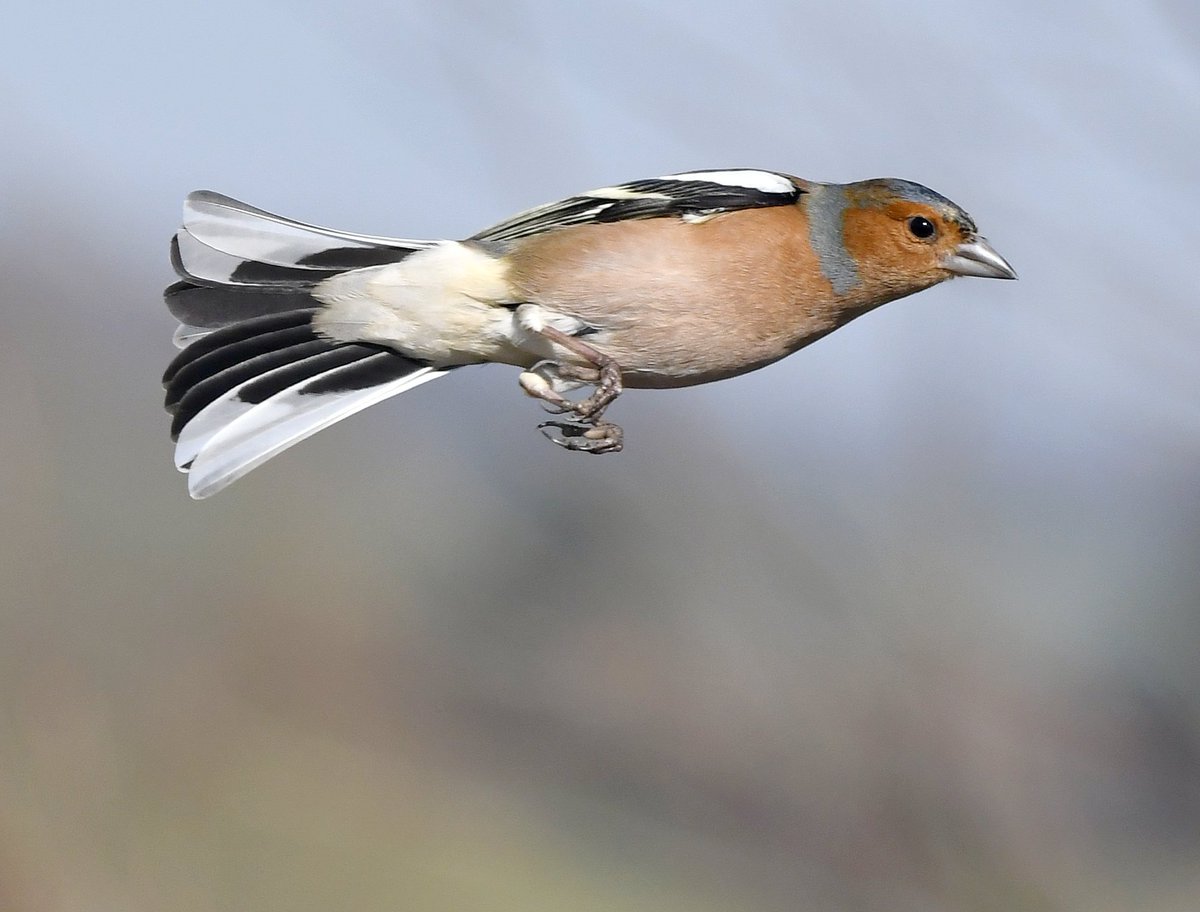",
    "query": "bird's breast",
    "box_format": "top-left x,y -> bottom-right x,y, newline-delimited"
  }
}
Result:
505,207 -> 851,387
